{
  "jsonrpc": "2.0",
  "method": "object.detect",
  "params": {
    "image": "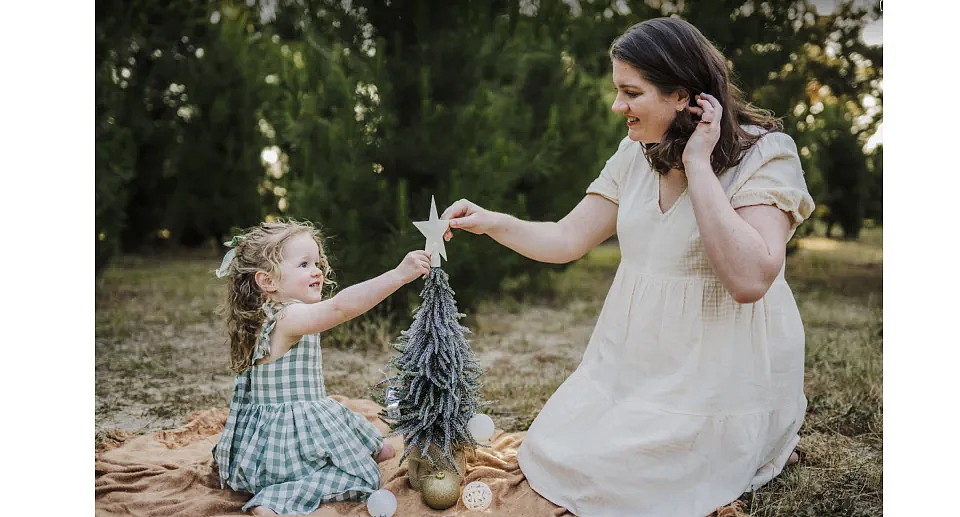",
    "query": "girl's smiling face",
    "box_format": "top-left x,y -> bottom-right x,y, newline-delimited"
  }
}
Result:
269,232 -> 326,304
610,58 -> 685,144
